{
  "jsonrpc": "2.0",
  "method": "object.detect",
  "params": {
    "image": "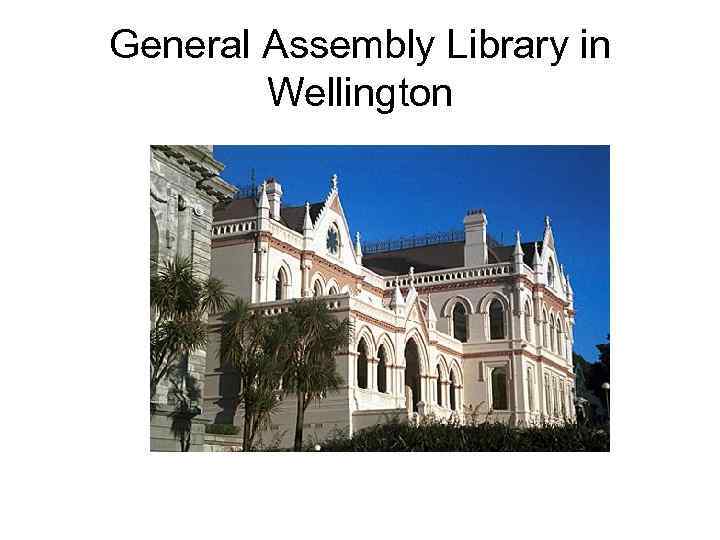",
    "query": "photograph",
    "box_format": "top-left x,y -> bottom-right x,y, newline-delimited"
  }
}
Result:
149,145 -> 609,451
